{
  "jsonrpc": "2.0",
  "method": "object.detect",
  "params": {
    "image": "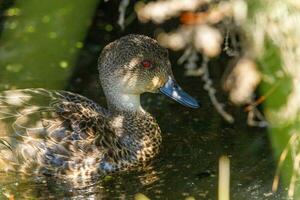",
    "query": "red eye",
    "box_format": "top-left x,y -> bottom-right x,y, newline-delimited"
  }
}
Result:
141,60 -> 152,69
